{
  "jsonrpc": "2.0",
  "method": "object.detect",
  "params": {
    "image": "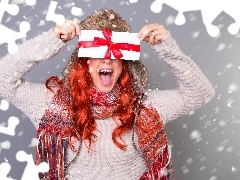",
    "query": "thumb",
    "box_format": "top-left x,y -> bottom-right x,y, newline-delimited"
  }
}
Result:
53,26 -> 61,39
142,36 -> 150,43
